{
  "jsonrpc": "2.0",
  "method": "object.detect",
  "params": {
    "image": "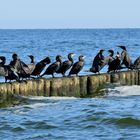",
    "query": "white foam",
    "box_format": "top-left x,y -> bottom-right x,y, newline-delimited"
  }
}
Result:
14,96 -> 78,110
24,96 -> 77,100
23,102 -> 47,108
107,85 -> 140,97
